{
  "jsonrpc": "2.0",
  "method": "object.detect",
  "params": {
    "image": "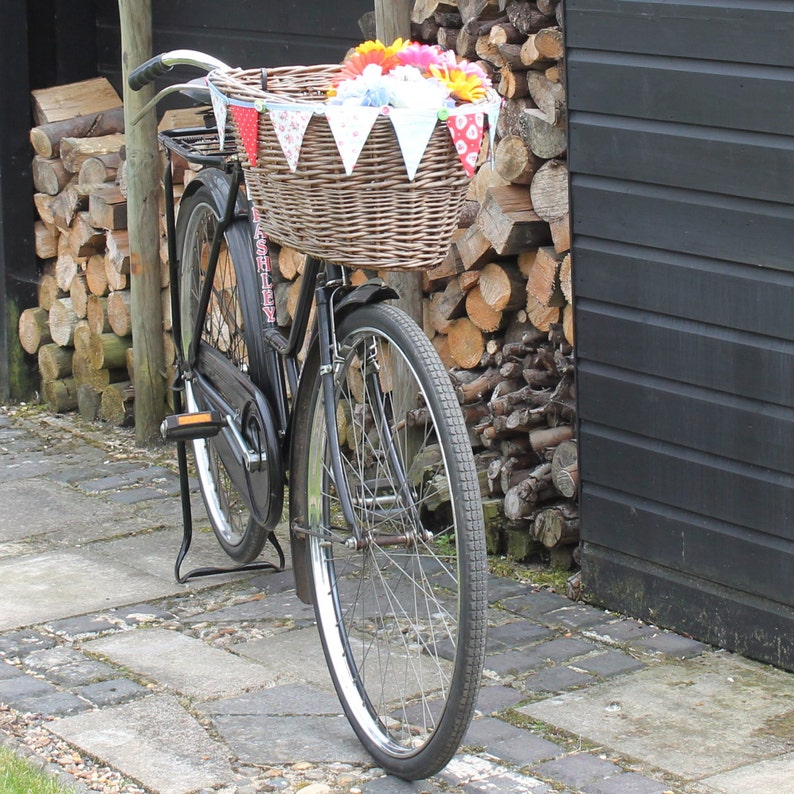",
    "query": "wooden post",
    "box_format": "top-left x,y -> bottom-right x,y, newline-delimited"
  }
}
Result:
374,1 -> 423,326
118,0 -> 166,445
